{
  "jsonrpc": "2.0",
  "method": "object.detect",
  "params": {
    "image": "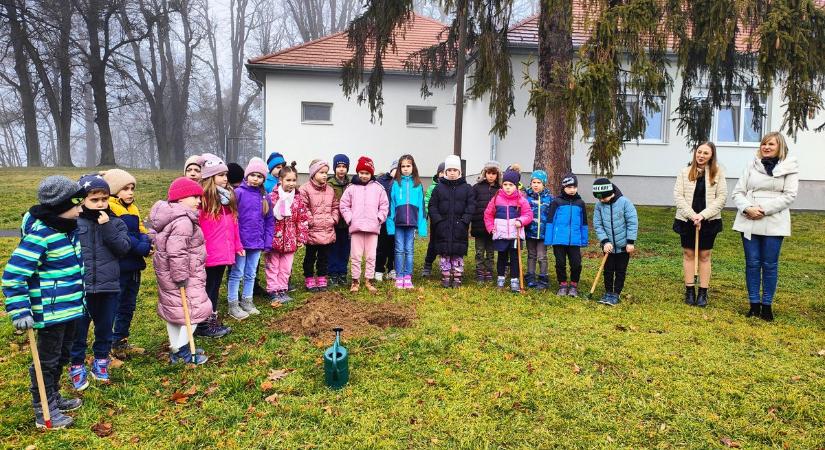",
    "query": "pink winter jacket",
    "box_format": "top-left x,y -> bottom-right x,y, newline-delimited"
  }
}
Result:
339,179 -> 389,235
483,189 -> 533,241
199,206 -> 242,267
149,201 -> 212,325
298,180 -> 339,245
